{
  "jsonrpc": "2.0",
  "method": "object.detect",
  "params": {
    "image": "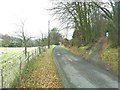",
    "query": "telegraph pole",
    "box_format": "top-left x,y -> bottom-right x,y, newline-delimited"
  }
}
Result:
48,20 -> 50,49
65,23 -> 69,39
